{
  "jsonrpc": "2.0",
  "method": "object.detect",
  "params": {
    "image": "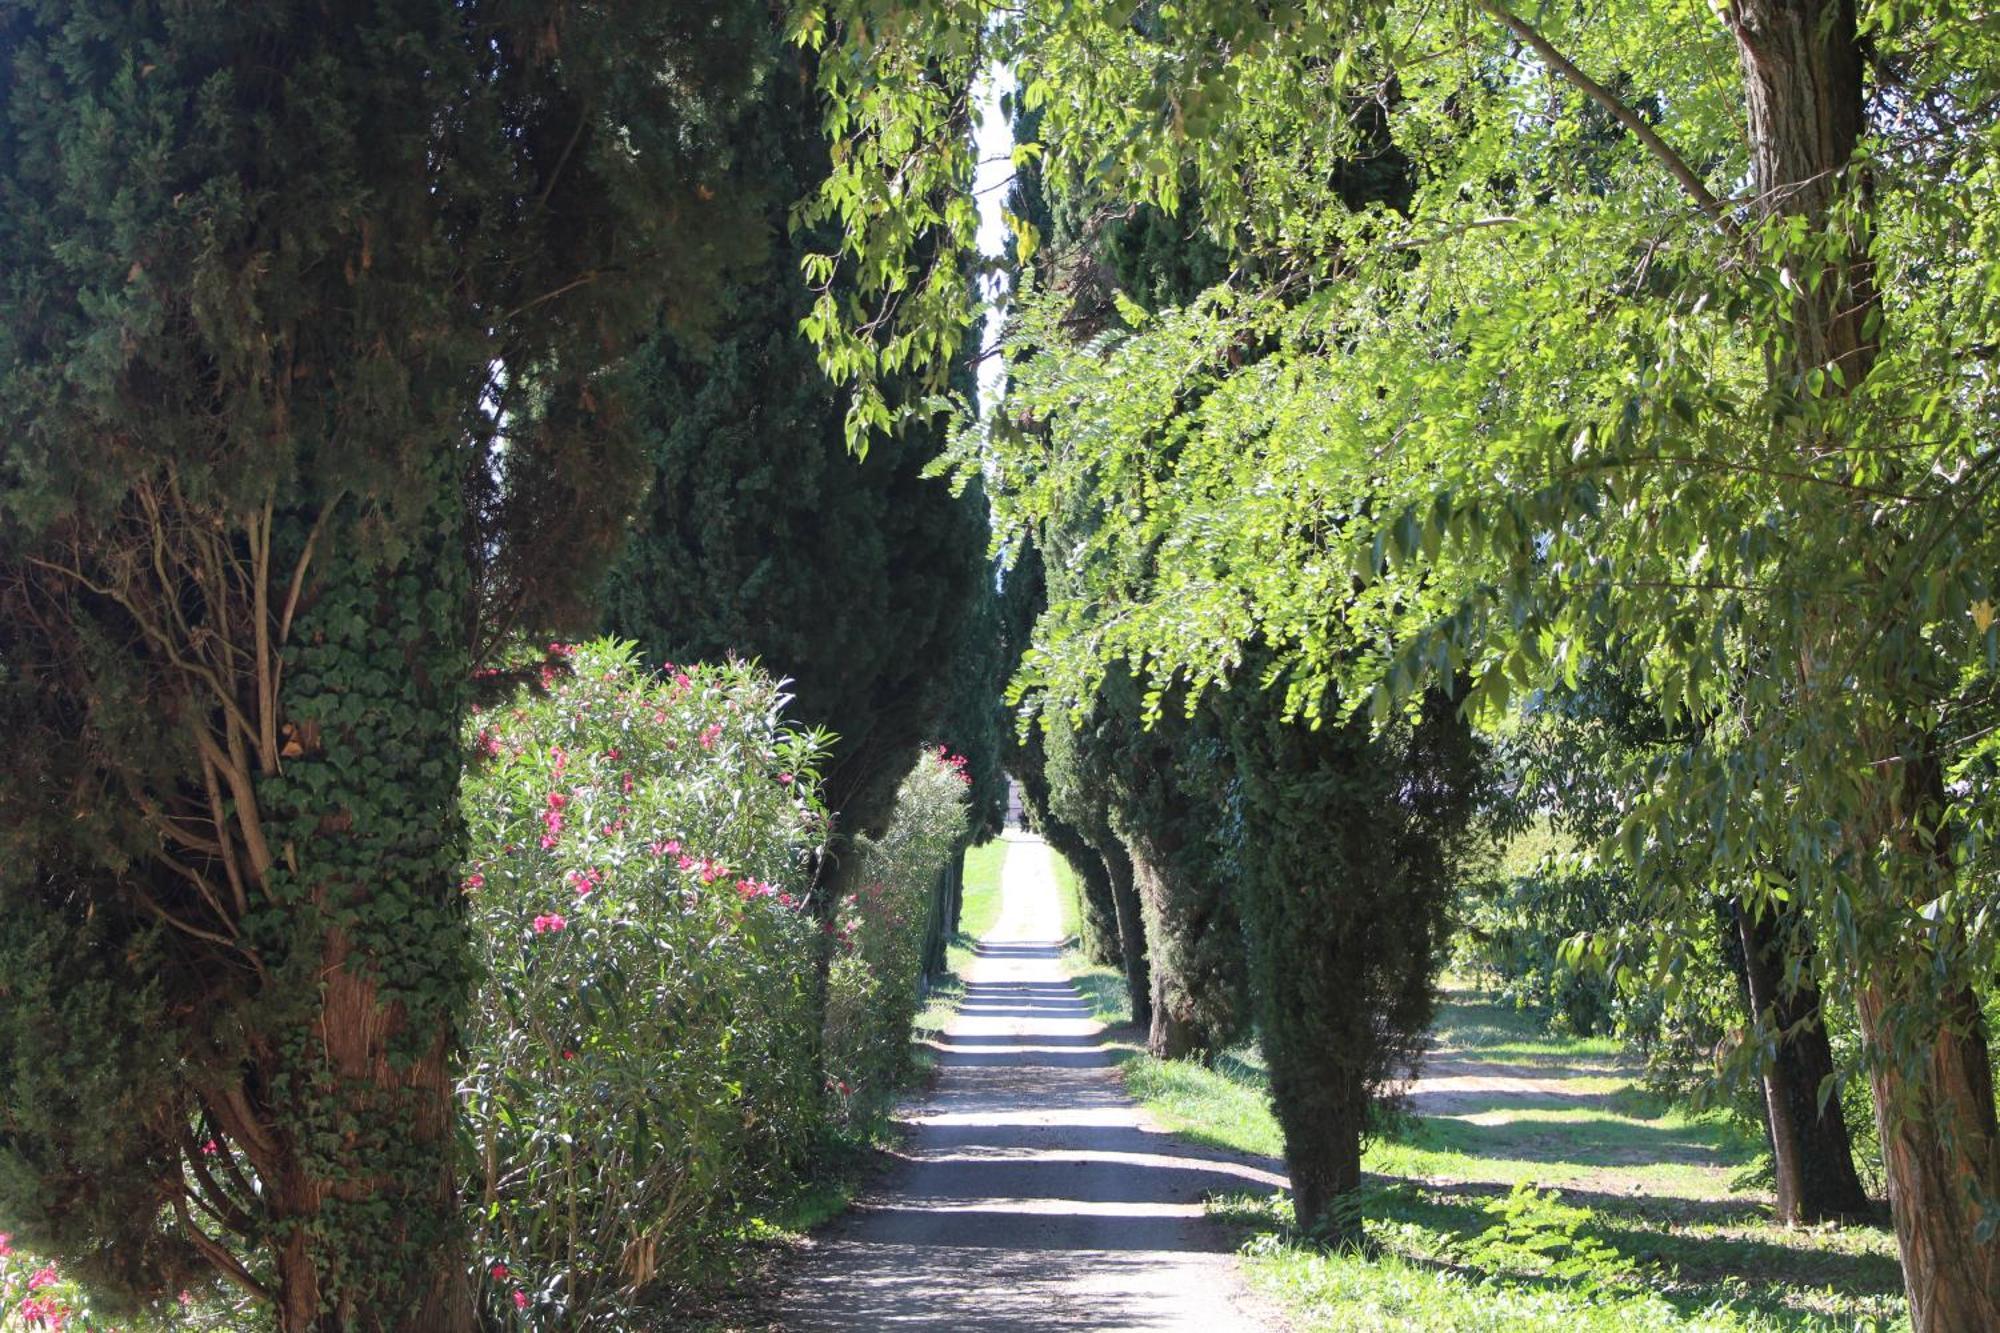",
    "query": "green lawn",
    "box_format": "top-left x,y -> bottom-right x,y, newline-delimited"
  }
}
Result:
1064,963 -> 1907,1332
957,837 -> 1008,943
